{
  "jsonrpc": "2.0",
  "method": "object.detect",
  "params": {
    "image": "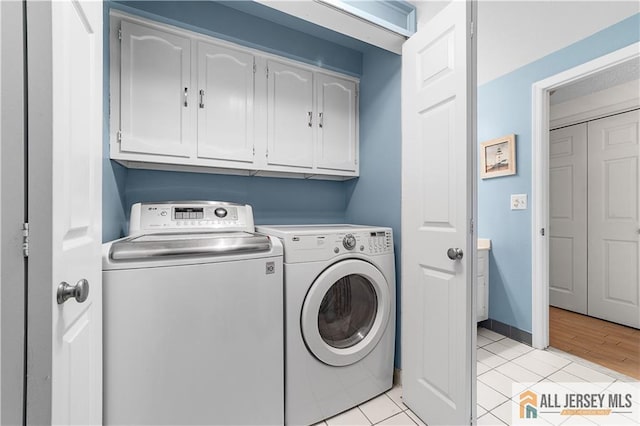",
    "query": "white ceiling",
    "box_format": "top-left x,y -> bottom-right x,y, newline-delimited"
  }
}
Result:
411,1 -> 639,85
550,57 -> 640,104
